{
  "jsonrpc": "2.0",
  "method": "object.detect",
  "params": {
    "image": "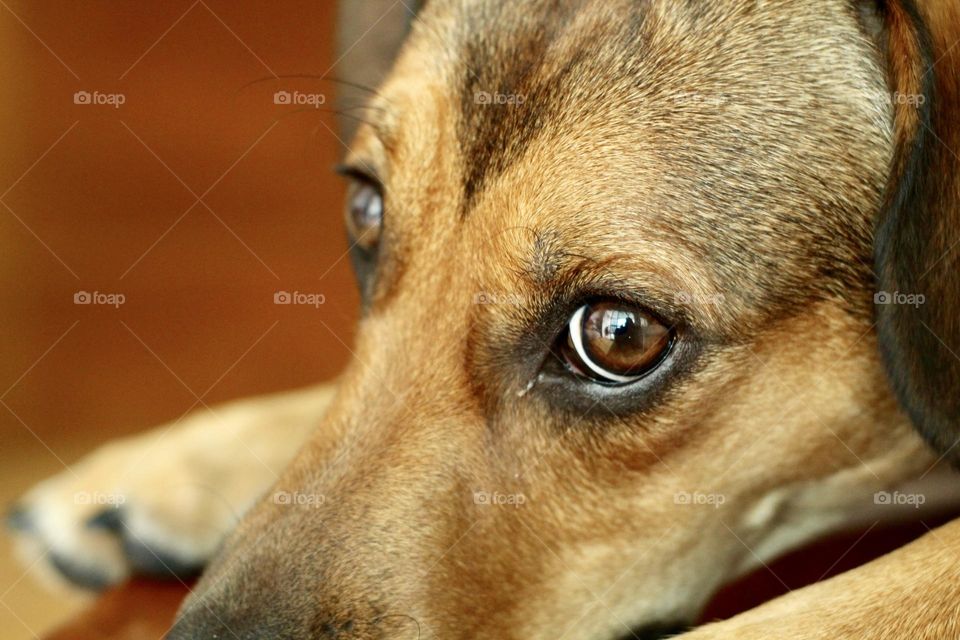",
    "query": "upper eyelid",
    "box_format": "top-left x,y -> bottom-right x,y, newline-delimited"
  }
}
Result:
516,280 -> 730,358
532,257 -> 730,334
334,162 -> 384,188
543,282 -> 683,330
